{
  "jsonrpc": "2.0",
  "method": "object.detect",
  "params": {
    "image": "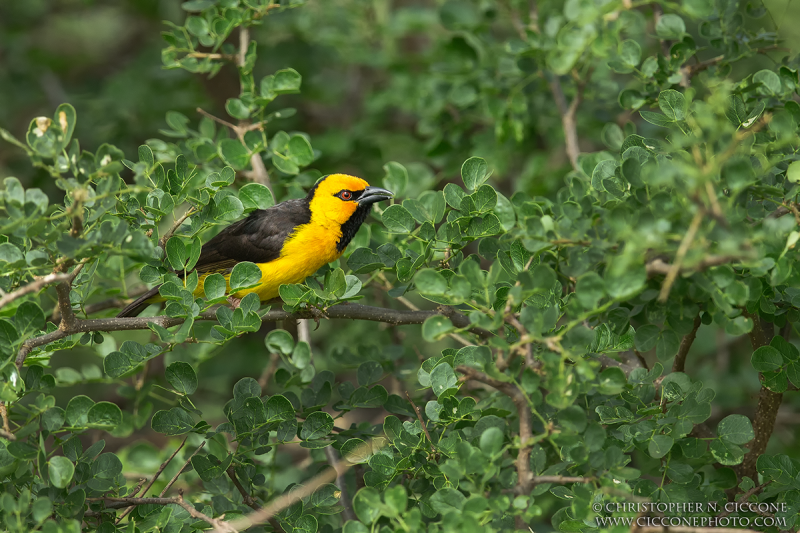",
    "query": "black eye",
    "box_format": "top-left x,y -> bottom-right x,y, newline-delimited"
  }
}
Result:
340,191 -> 352,200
